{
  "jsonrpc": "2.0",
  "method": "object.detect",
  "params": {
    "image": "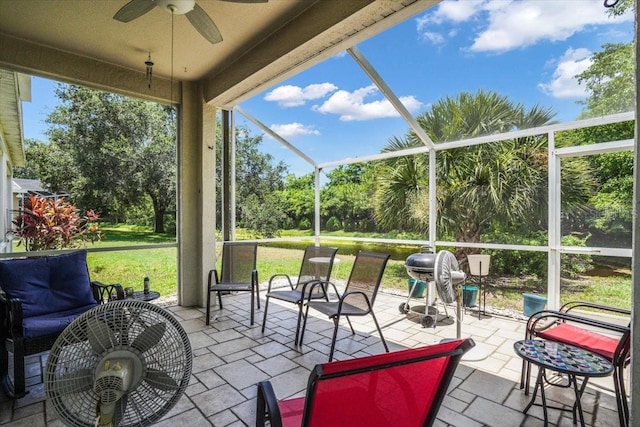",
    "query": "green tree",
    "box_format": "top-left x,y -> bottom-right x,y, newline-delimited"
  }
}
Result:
45,84 -> 176,233
13,138 -> 78,190
576,43 -> 635,117
566,14 -> 635,244
276,173 -> 315,229
375,90 -> 596,259
215,125 -> 288,237
322,164 -> 376,232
